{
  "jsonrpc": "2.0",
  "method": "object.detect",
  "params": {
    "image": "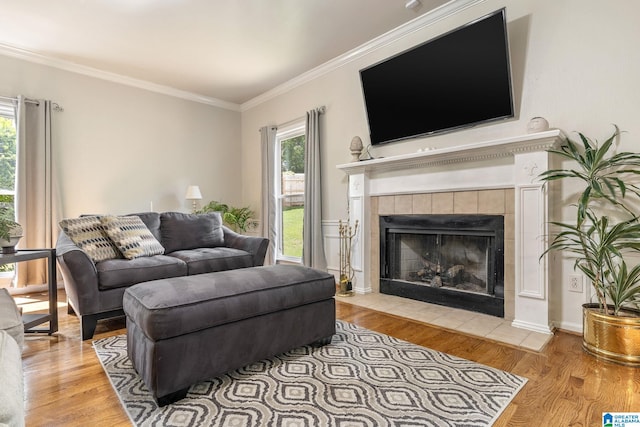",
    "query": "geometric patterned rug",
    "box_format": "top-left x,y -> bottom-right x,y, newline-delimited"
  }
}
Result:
93,320 -> 527,426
